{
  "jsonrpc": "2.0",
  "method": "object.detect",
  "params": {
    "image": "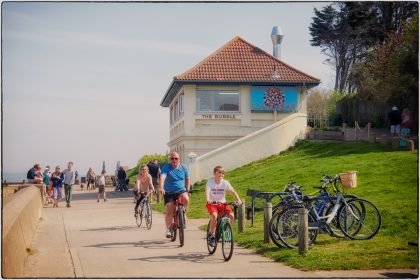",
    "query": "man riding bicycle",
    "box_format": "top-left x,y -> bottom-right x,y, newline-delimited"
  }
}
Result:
159,152 -> 190,239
